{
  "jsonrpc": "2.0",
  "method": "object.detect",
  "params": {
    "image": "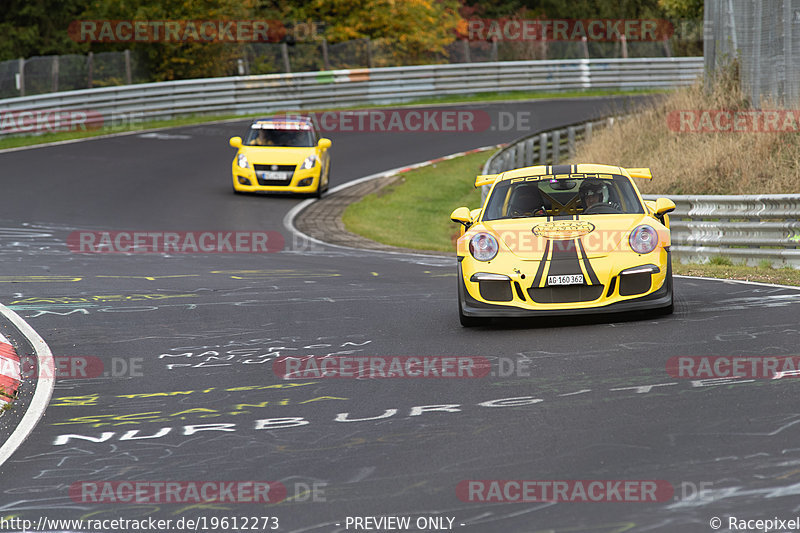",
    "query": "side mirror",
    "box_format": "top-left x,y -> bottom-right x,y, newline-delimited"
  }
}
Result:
655,198 -> 676,216
318,138 -> 332,150
450,206 -> 472,225
229,136 -> 243,149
